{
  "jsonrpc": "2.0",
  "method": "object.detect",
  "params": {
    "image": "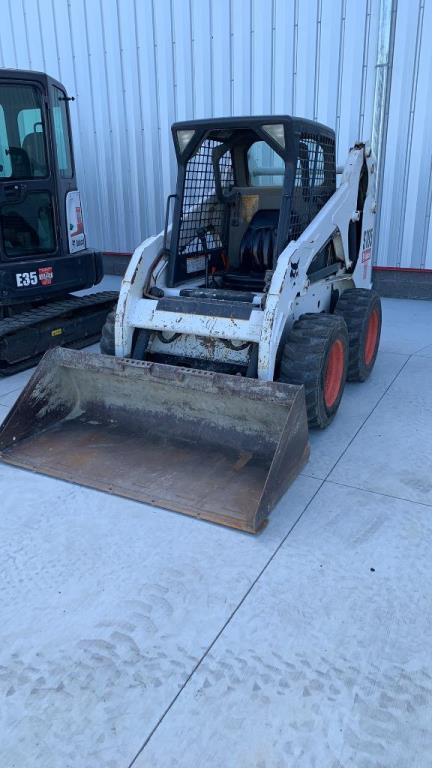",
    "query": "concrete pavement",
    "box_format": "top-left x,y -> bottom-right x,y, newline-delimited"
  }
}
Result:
0,293 -> 431,767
